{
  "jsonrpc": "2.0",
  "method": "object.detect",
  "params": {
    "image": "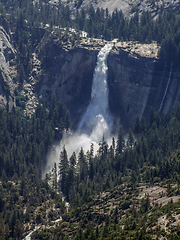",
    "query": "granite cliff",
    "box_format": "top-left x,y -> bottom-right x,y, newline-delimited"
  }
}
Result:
108,42 -> 180,129
35,34 -> 180,130
60,0 -> 180,18
0,20 -> 17,110
0,27 -> 180,130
